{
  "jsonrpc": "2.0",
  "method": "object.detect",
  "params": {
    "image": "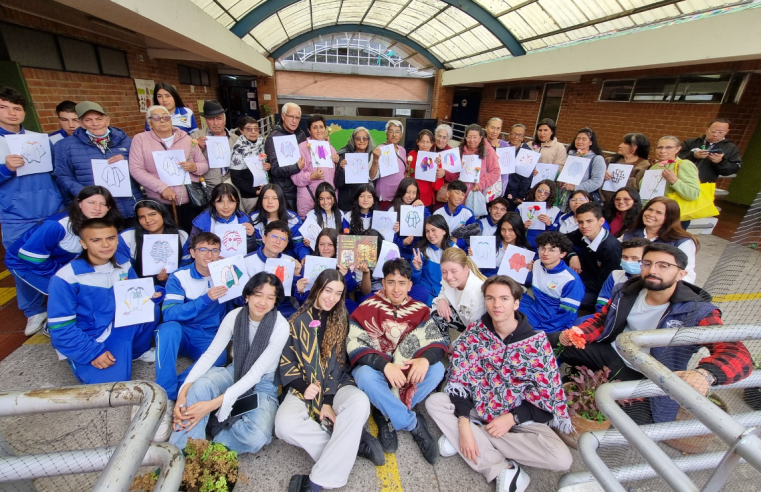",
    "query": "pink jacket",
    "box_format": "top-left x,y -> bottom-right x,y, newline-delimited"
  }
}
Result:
461,143 -> 500,199
129,129 -> 209,206
292,140 -> 338,218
